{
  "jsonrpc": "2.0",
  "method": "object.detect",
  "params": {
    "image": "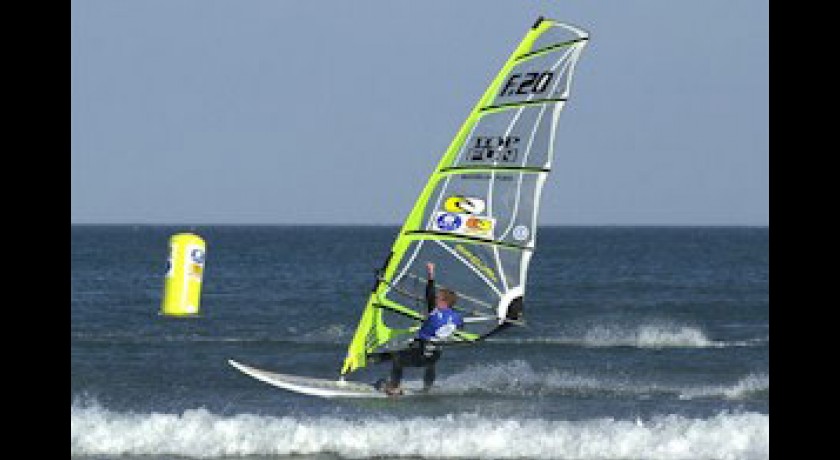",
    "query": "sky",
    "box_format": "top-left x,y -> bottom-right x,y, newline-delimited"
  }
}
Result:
71,0 -> 769,225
